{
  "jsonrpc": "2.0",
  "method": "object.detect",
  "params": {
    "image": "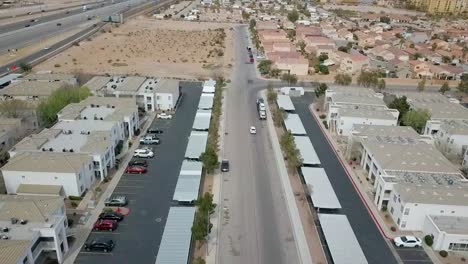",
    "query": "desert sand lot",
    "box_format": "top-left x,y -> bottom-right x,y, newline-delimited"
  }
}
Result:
36,17 -> 235,79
